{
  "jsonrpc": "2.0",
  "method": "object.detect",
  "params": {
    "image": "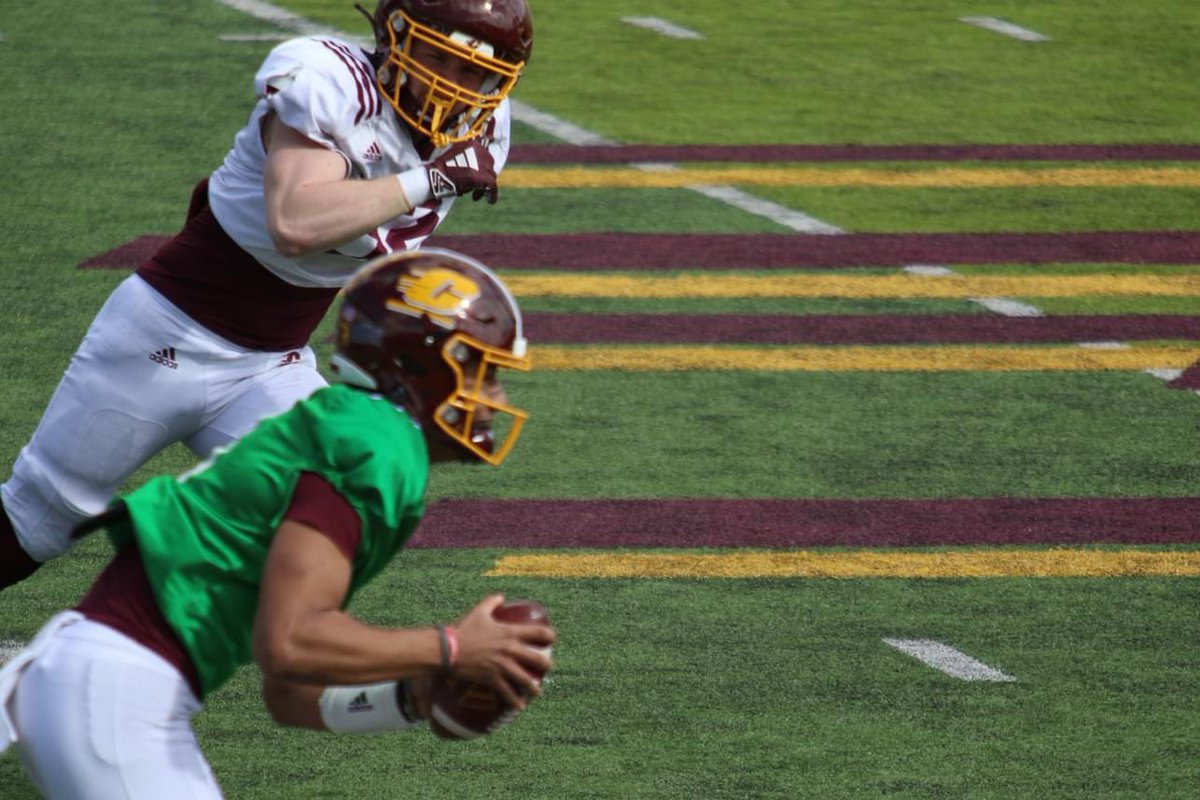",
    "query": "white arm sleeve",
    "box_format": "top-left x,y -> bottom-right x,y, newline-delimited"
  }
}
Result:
319,681 -> 425,734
